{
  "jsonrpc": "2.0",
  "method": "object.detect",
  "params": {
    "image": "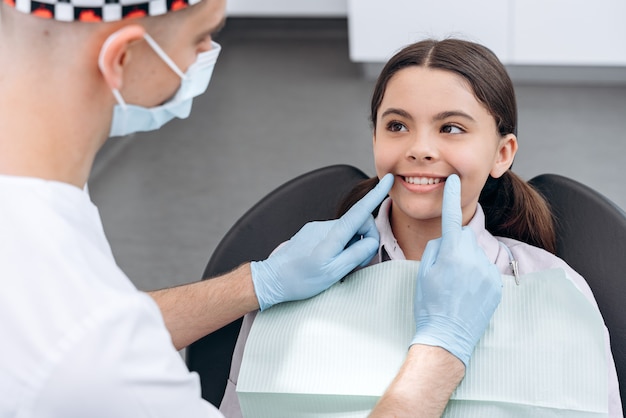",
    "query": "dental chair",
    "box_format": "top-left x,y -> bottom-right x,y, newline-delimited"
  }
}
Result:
186,166 -> 626,415
529,173 -> 626,412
